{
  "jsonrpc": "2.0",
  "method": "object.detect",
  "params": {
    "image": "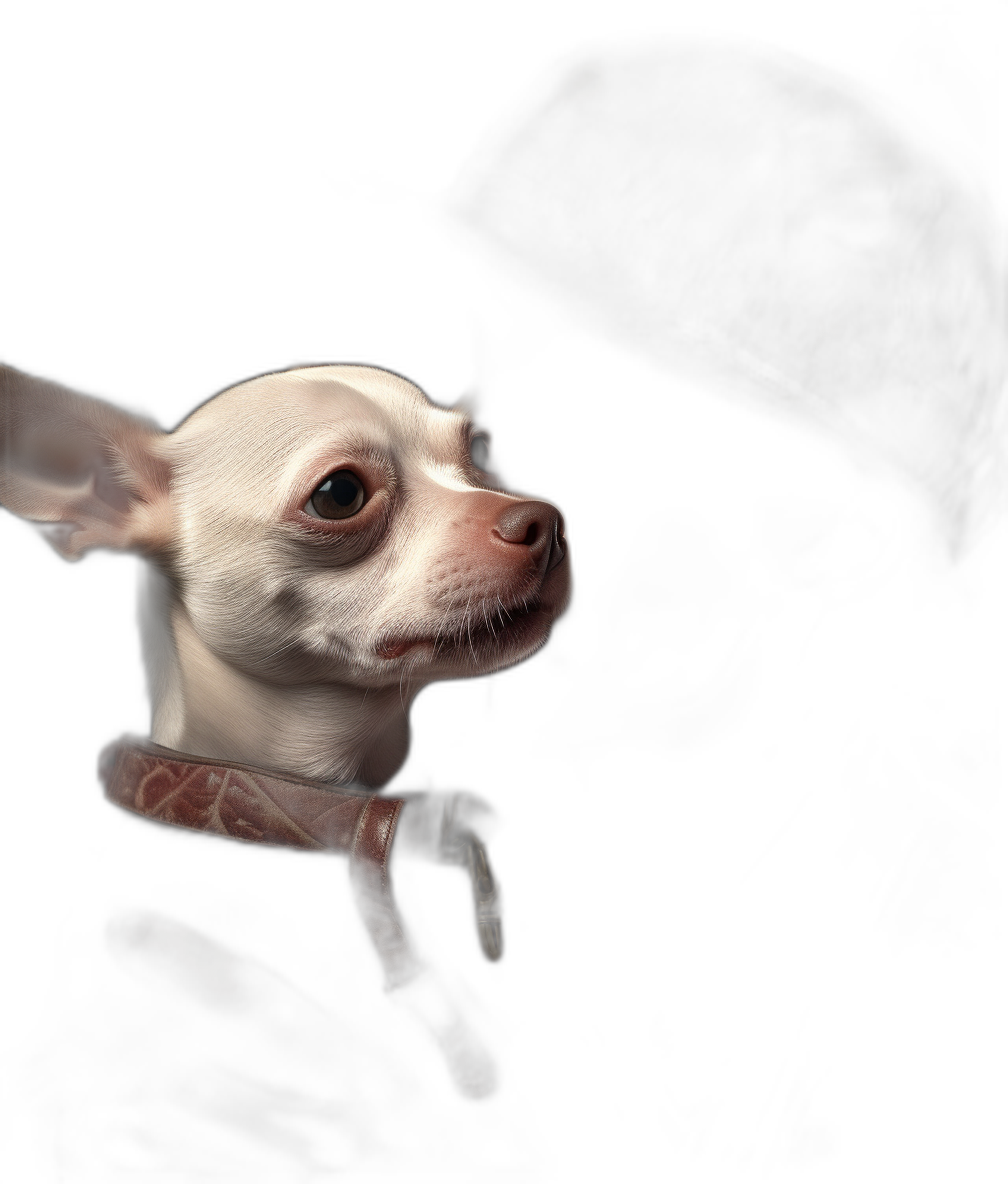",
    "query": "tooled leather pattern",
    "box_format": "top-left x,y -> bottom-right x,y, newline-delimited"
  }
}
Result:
99,740 -> 404,869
